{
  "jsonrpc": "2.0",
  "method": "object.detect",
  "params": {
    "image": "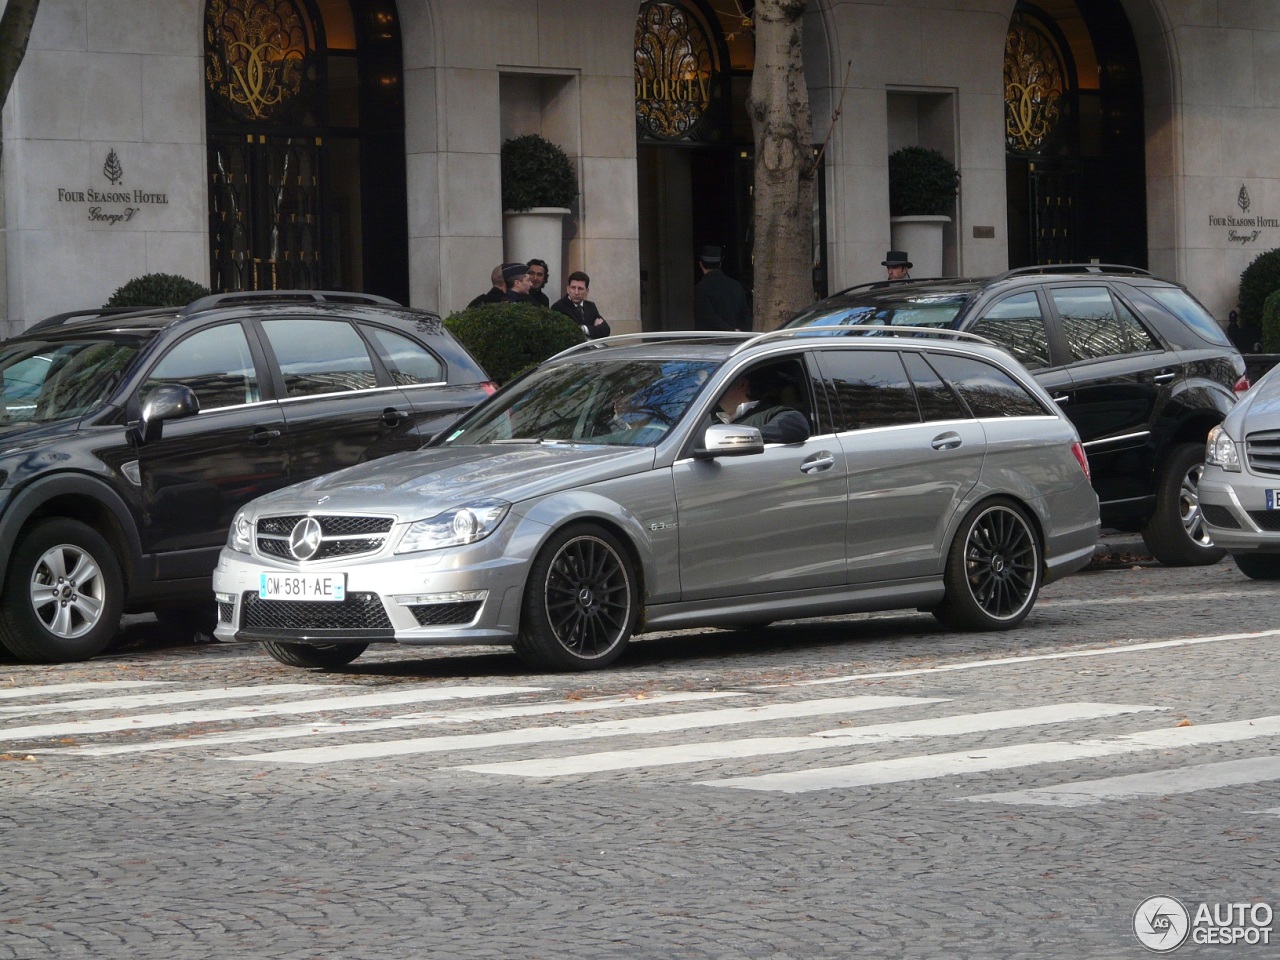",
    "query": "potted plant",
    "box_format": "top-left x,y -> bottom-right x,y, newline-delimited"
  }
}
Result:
888,146 -> 960,278
501,135 -> 579,290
